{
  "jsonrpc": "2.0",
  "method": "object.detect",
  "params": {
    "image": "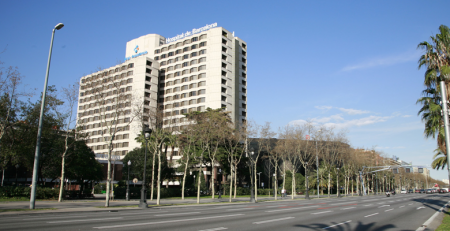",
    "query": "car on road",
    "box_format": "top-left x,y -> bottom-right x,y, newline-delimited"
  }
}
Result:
408,189 -> 414,193
439,189 -> 447,193
420,189 -> 425,193
415,189 -> 420,193
426,189 -> 433,194
442,188 -> 449,193
401,189 -> 407,194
